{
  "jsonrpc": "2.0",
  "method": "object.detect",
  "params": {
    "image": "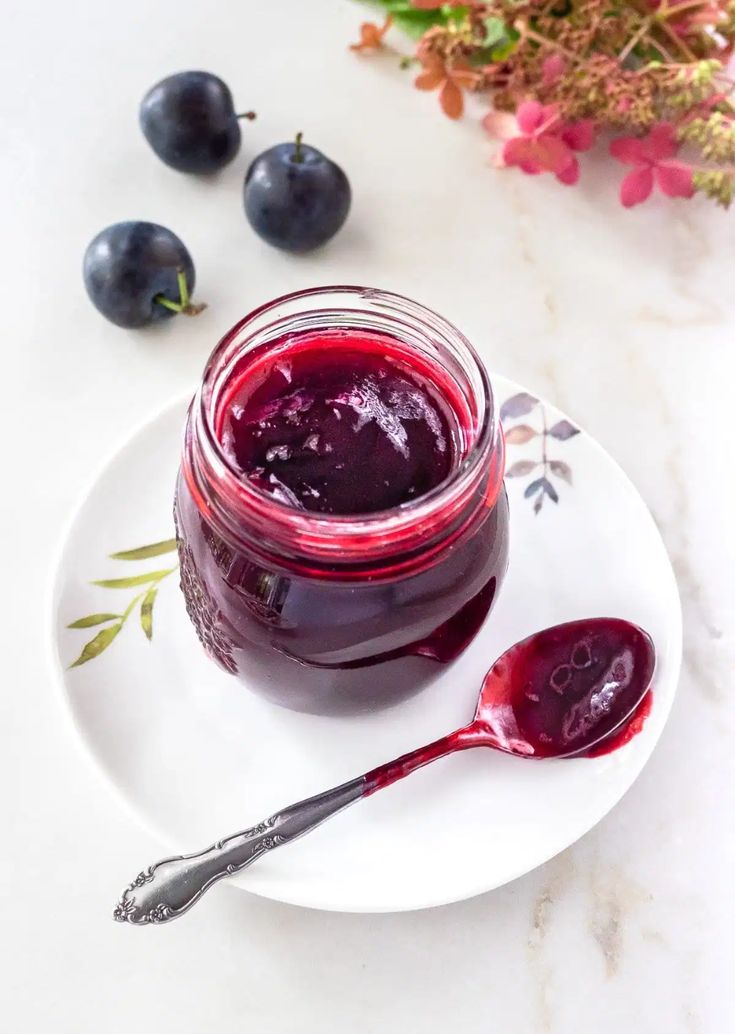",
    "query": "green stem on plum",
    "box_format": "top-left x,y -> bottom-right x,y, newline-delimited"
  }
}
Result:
176,267 -> 190,309
293,131 -> 304,163
236,110 -> 257,120
154,269 -> 206,318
